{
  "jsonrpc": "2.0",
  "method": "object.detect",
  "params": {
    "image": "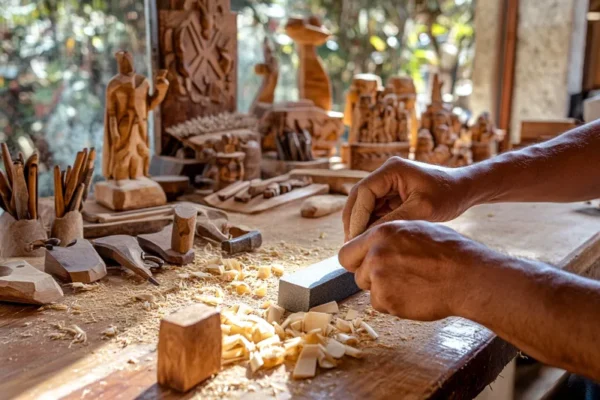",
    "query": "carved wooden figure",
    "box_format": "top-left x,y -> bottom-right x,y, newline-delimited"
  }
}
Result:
96,51 -> 169,211
344,74 -> 381,140
385,76 -> 418,145
103,51 -> 169,181
250,37 -> 279,112
215,151 -> 245,190
470,112 -> 500,161
285,16 -> 332,111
